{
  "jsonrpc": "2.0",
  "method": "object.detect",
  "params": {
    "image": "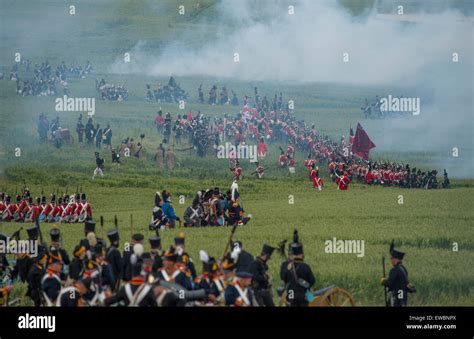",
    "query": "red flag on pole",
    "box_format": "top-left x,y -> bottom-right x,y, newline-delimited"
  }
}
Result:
351,123 -> 375,160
